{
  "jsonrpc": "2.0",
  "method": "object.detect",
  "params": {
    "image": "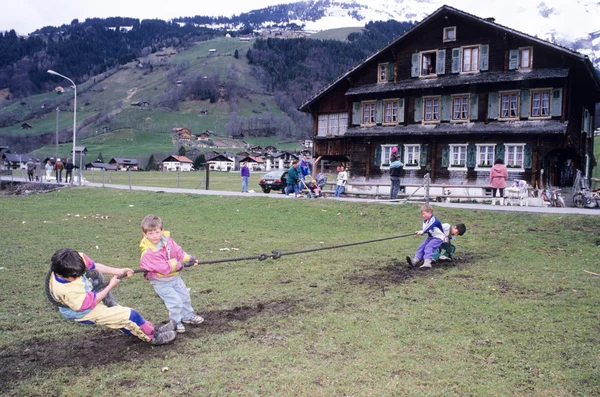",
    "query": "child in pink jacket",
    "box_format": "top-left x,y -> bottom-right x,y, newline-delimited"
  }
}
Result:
489,158 -> 508,205
139,214 -> 204,334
